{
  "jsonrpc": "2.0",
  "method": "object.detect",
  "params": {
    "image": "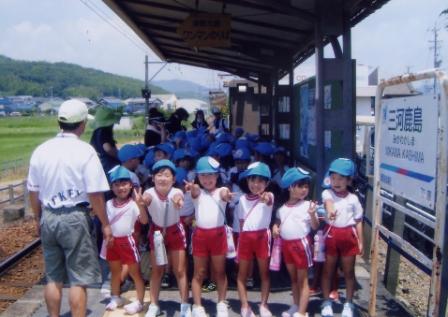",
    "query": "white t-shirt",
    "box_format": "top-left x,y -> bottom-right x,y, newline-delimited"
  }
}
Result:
180,191 -> 195,217
27,132 -> 109,208
237,194 -> 273,231
145,187 -> 184,228
106,199 -> 140,237
321,189 -> 363,227
276,200 -> 312,240
193,188 -> 227,229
